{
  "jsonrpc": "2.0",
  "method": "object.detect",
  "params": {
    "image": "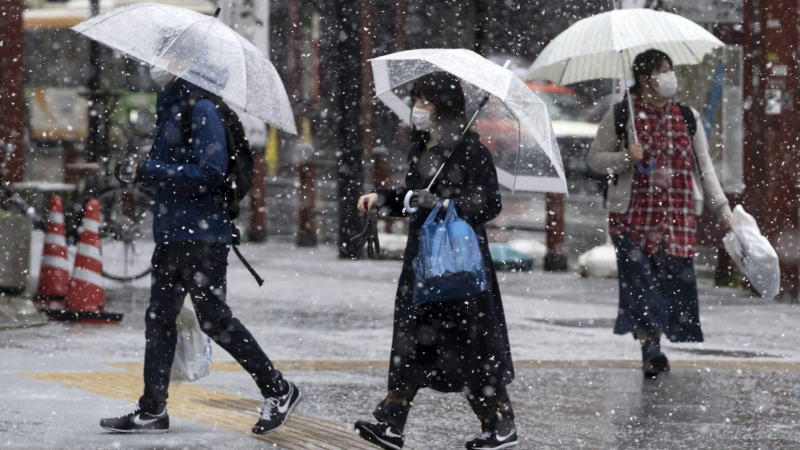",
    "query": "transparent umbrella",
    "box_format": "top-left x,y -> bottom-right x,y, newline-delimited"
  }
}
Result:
370,48 -> 567,194
72,2 -> 296,134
